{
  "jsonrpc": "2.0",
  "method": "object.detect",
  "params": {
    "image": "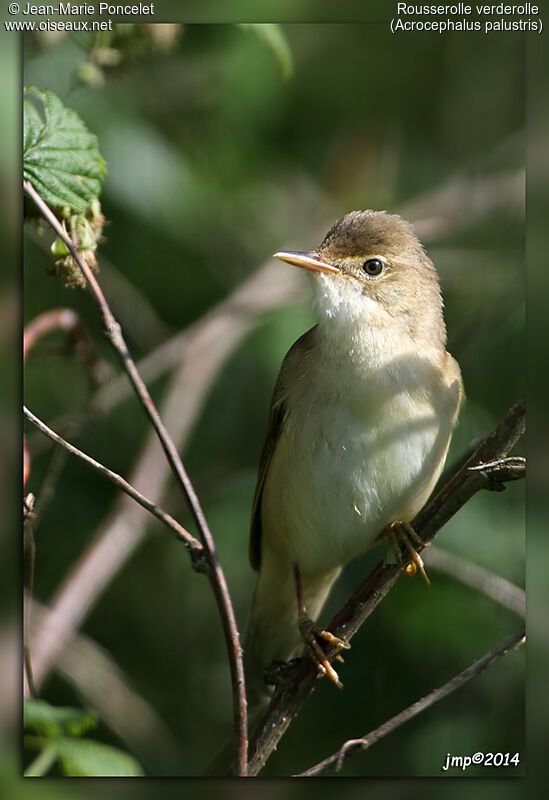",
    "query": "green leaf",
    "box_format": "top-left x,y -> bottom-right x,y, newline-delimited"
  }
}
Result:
23,86 -> 107,213
238,24 -> 294,80
54,738 -> 144,777
23,94 -> 43,153
24,699 -> 98,738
